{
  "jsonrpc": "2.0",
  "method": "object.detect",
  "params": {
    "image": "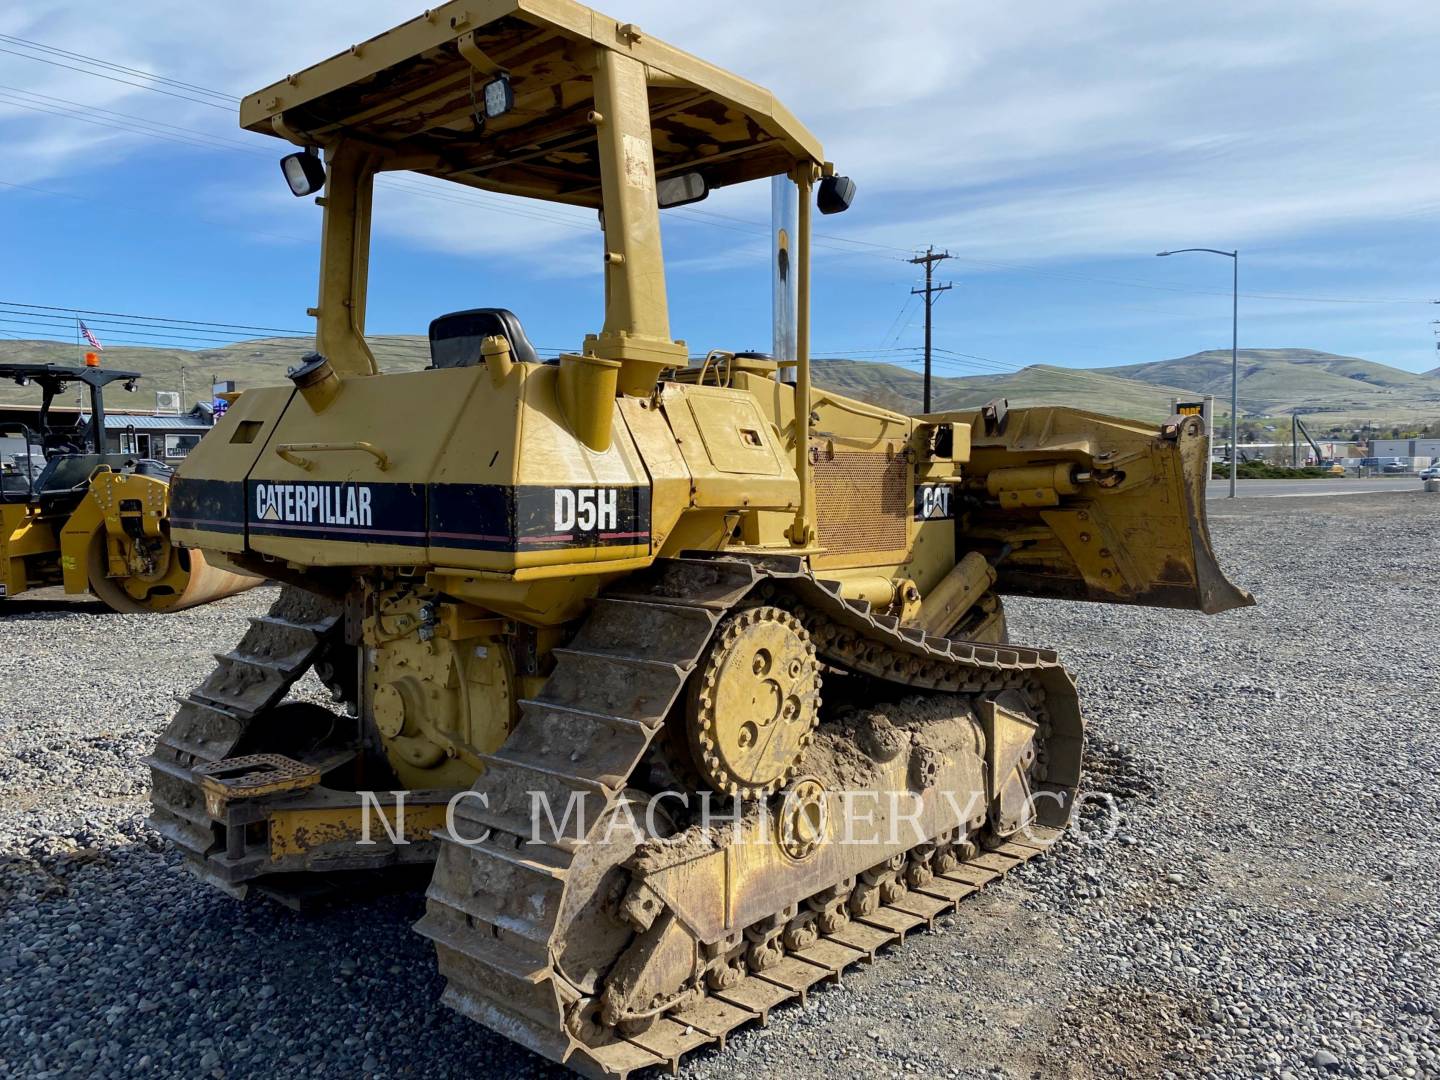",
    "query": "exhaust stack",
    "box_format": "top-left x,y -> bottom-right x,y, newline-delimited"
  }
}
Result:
772,175 -> 798,384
